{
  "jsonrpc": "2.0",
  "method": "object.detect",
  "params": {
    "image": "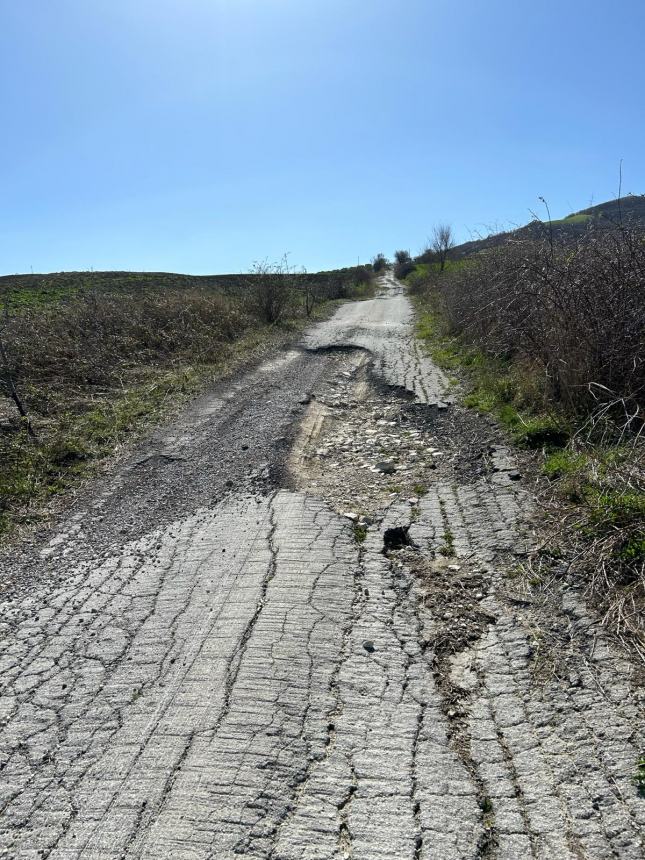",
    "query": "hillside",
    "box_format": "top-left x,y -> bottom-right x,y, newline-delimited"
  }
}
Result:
0,266 -> 369,308
442,194 -> 645,261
